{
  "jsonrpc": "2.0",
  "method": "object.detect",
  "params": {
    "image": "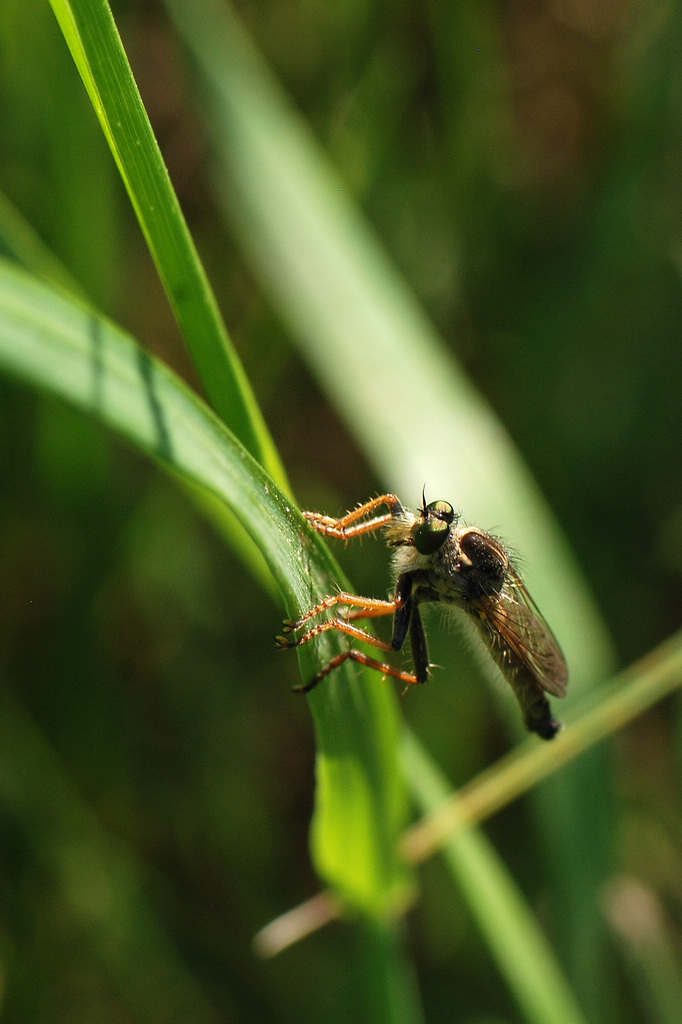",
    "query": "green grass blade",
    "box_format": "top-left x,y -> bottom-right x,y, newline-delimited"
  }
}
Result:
396,634 -> 682,1023
0,183 -> 277,597
0,258 -> 408,918
164,0 -> 612,697
402,730 -> 589,1024
48,0 -> 286,486
356,919 -> 425,1024
163,0 -> 616,1001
